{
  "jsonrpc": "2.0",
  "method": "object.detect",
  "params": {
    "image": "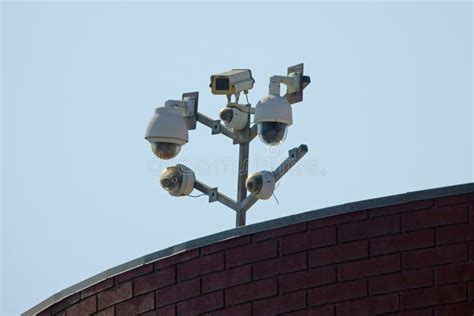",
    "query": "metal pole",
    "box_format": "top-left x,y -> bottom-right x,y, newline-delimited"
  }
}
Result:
235,104 -> 251,227
236,142 -> 249,226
